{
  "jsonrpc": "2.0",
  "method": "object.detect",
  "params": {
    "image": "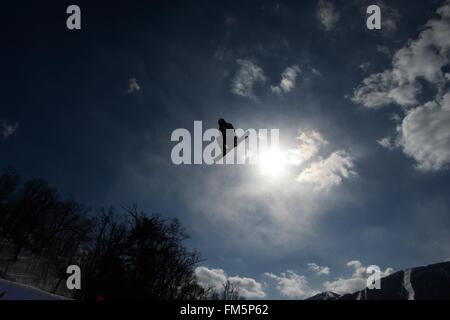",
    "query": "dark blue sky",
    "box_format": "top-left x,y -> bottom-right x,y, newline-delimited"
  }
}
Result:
1,0 -> 450,298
